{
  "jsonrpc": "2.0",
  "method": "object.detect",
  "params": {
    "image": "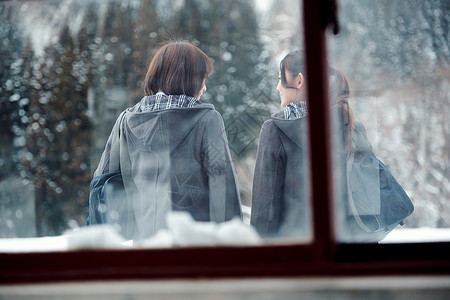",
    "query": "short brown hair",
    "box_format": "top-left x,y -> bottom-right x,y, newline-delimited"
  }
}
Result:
144,41 -> 214,97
